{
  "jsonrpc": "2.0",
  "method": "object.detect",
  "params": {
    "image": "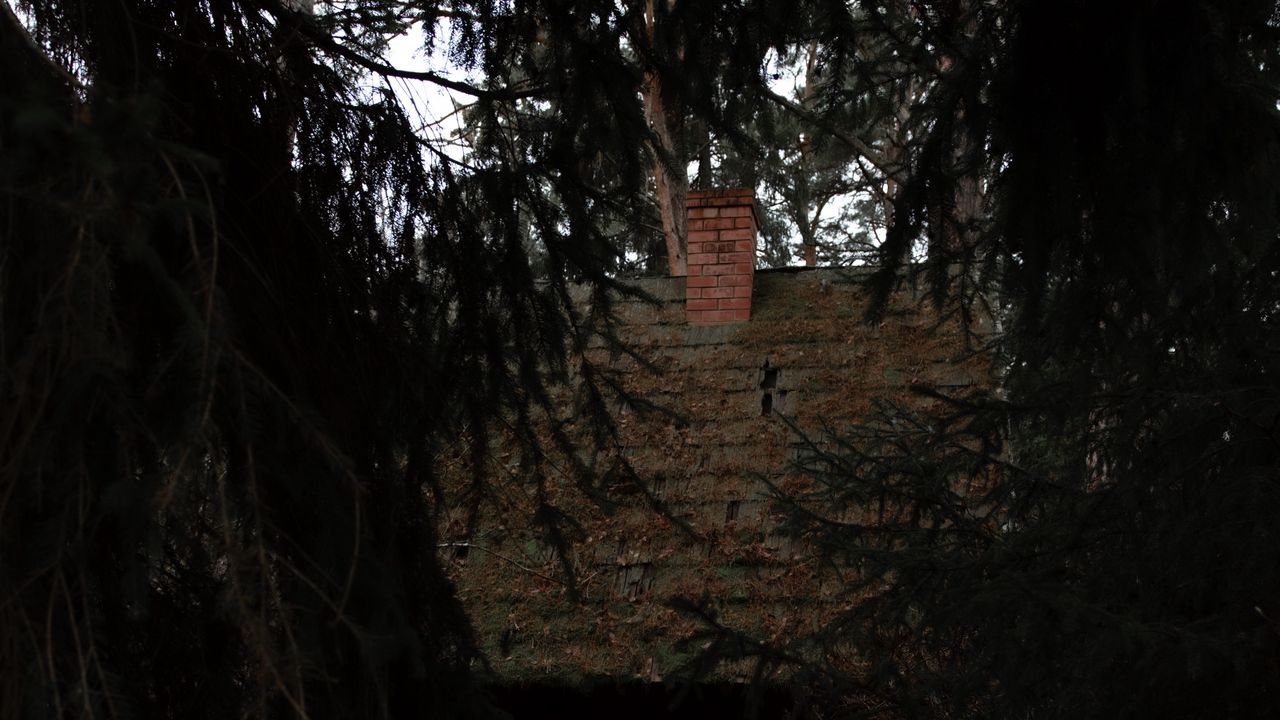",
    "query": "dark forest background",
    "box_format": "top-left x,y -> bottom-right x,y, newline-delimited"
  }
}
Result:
2,1 -> 1279,718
